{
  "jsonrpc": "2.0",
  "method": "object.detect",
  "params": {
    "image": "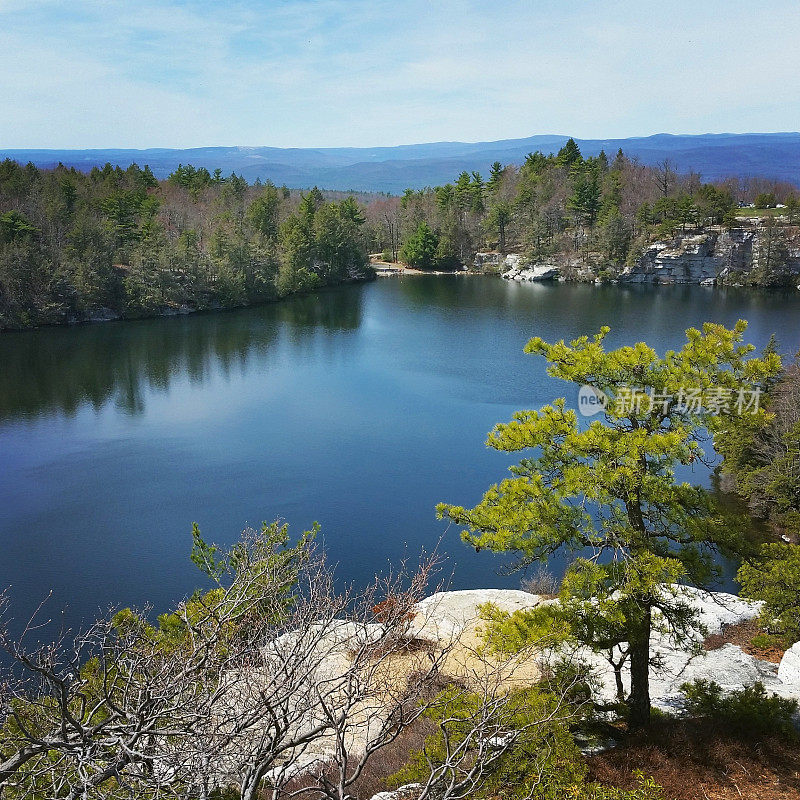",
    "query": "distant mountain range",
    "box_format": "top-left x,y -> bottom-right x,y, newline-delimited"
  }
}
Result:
3,133 -> 799,194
